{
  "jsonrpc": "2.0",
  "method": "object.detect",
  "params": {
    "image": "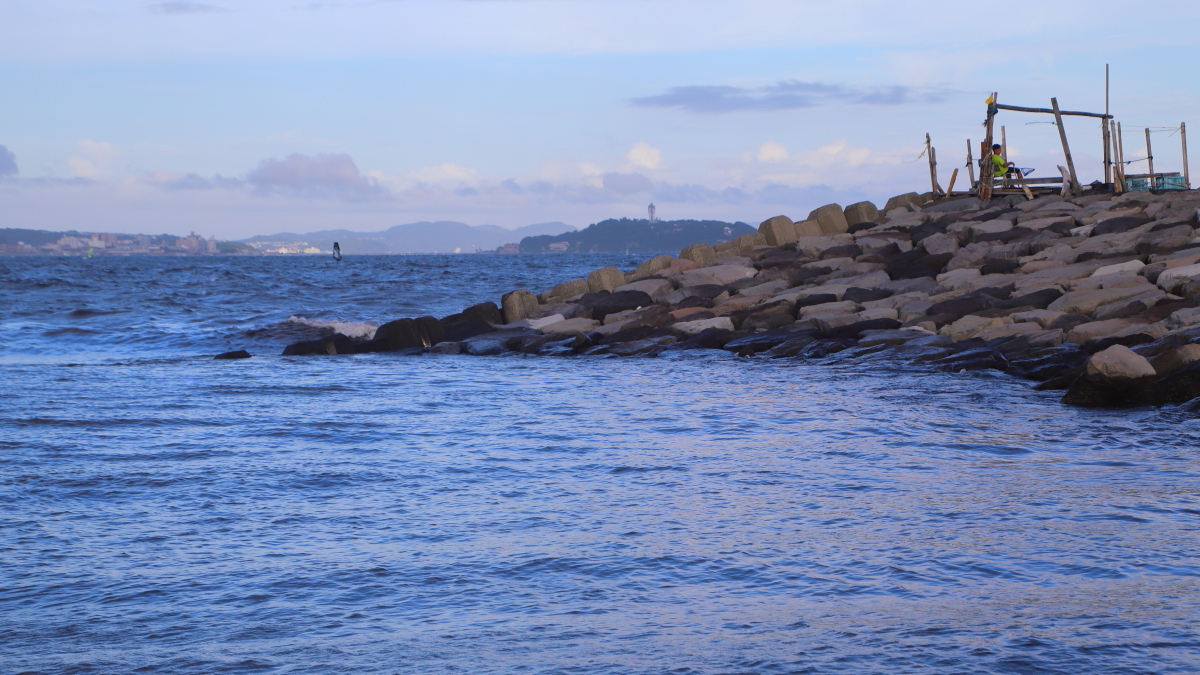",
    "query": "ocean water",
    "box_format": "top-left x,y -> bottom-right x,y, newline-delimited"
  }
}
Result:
2,254 -> 1199,675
